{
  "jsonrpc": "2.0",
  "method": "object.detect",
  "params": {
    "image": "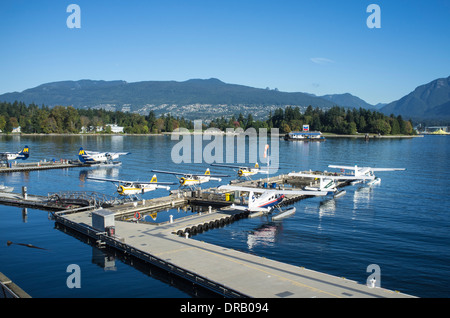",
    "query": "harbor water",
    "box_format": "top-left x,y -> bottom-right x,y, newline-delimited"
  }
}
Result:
0,134 -> 449,298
